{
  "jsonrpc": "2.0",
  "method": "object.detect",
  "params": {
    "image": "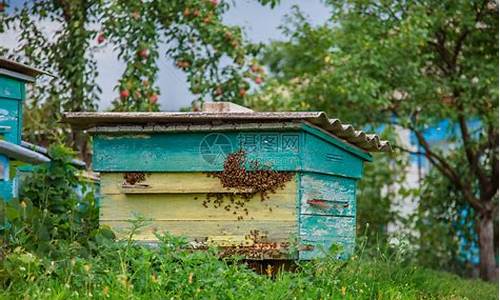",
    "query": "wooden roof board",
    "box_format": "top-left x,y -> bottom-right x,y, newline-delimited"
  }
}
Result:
0,57 -> 54,82
0,58 -> 51,77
